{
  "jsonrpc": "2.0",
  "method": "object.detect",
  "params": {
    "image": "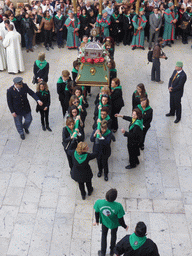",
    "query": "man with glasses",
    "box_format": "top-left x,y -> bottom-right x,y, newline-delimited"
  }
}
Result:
7,77 -> 43,140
